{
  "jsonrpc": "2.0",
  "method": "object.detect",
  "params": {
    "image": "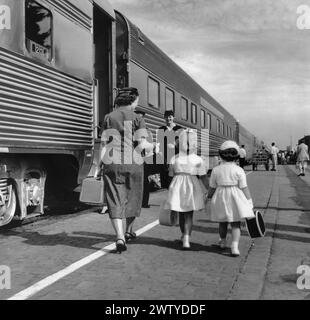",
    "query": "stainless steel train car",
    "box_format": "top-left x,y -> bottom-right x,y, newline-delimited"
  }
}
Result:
115,11 -> 262,167
237,123 -> 261,160
115,11 -> 240,168
0,0 -> 262,227
0,0 -> 116,226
